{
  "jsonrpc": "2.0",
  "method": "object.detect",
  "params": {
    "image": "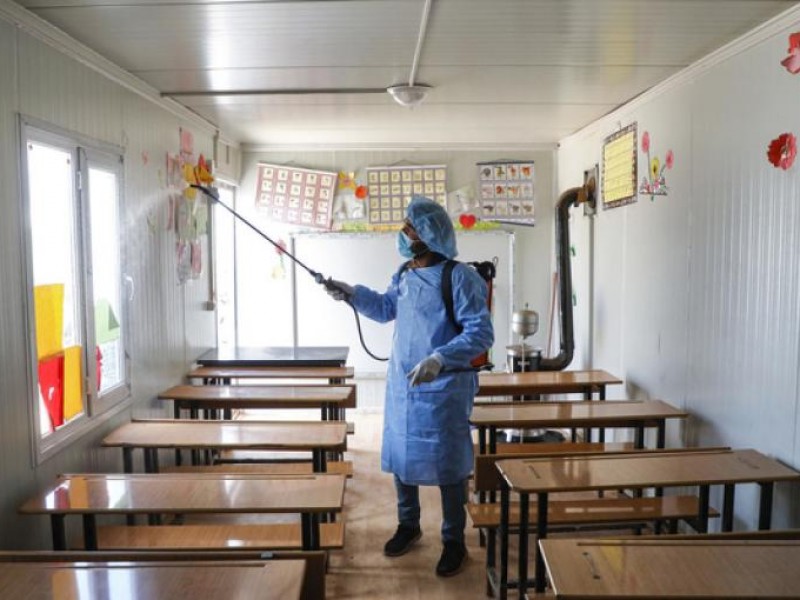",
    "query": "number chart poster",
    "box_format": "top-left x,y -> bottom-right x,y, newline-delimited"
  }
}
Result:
365,165 -> 448,226
255,163 -> 337,229
477,160 -> 535,222
602,122 -> 638,209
